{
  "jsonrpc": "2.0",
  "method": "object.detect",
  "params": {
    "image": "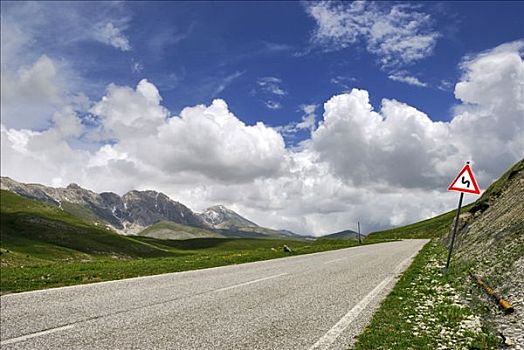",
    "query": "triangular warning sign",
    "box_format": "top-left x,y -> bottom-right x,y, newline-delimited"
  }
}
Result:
448,163 -> 481,194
